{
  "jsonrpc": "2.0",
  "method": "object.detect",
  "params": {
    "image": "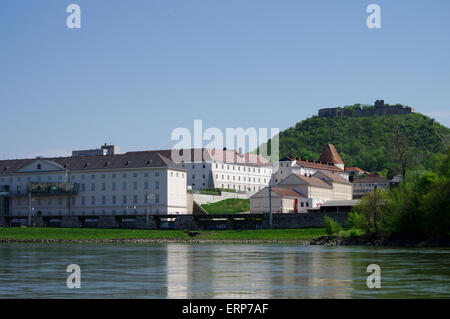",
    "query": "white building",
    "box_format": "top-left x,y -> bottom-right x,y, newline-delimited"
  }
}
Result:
273,144 -> 349,184
276,174 -> 334,209
250,170 -> 353,213
250,187 -> 310,214
134,148 -> 273,194
352,176 -> 391,199
0,147 -> 188,217
313,171 -> 353,200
